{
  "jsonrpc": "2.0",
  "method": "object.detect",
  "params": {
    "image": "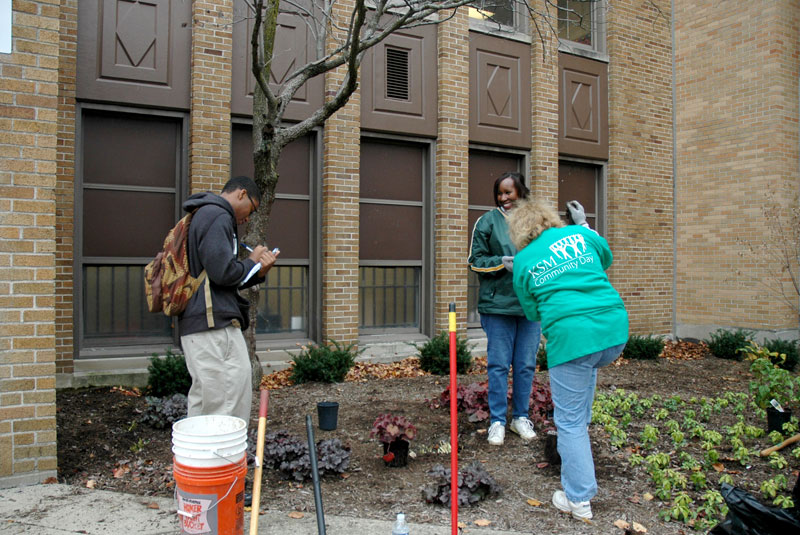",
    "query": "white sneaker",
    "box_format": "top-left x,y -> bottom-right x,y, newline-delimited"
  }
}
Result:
552,490 -> 592,520
509,417 -> 537,441
487,421 -> 505,445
